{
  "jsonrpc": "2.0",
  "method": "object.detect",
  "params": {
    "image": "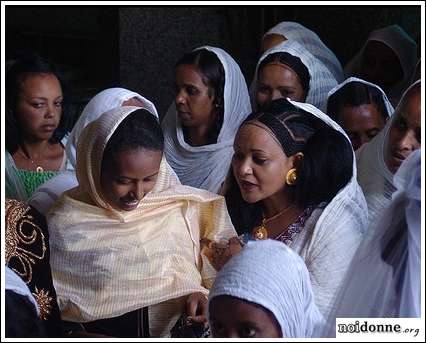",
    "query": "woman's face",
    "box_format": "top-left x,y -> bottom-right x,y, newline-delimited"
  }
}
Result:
232,122 -> 294,204
256,63 -> 305,111
338,104 -> 387,151
385,88 -> 421,174
360,40 -> 403,92
209,295 -> 282,338
15,73 -> 63,141
100,148 -> 162,211
174,64 -> 216,129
